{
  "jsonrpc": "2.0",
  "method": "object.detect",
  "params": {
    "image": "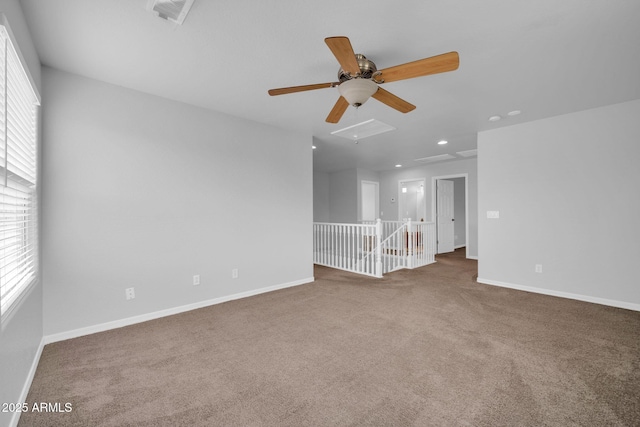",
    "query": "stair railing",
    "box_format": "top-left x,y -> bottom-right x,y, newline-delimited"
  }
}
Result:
313,219 -> 382,277
314,219 -> 436,277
